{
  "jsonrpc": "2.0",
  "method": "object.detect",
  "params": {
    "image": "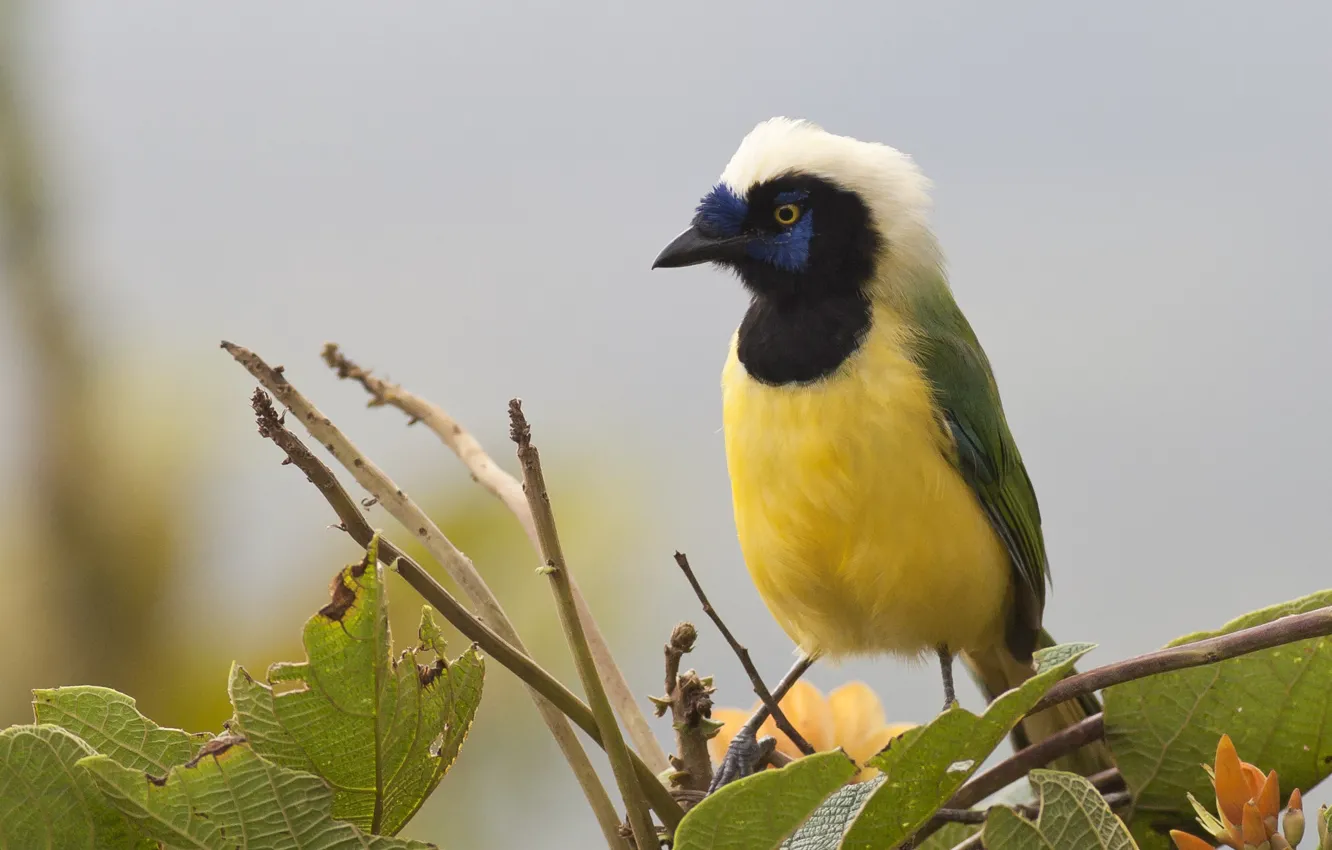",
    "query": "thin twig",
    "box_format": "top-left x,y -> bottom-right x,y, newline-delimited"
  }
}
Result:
249,388 -> 681,832
949,714 -> 1105,811
673,552 -> 815,756
248,390 -> 628,845
1029,605 -> 1332,716
658,622 -> 716,802
1087,767 -> 1126,793
743,655 -> 818,736
229,353 -> 683,837
509,399 -> 655,848
320,343 -> 669,774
